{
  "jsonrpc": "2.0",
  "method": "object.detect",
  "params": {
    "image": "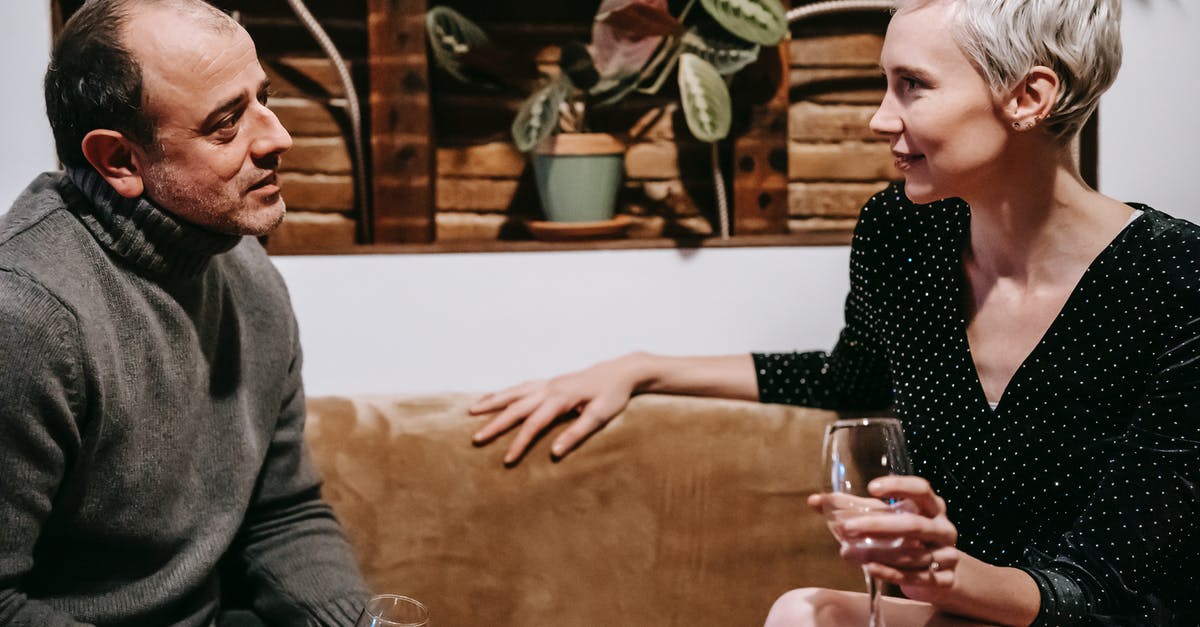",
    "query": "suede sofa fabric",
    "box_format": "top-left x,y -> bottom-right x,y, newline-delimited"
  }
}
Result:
304,393 -> 865,627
